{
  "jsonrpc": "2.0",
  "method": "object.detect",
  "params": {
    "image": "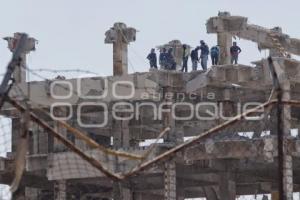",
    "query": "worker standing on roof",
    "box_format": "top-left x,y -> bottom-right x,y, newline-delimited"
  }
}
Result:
210,45 -> 220,65
199,40 -> 209,71
159,48 -> 167,69
166,48 -> 176,70
147,48 -> 158,69
191,47 -> 200,71
181,44 -> 190,72
230,42 -> 242,64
